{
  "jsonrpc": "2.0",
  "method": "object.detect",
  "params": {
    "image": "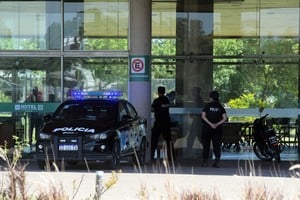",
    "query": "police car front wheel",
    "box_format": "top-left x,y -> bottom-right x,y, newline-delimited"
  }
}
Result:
110,139 -> 120,169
